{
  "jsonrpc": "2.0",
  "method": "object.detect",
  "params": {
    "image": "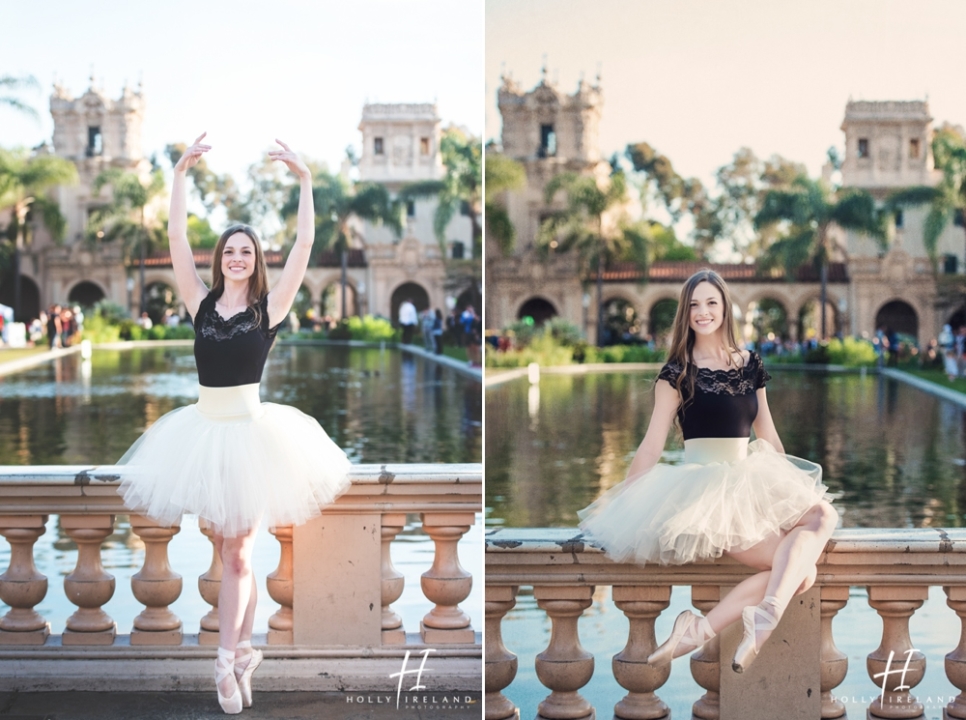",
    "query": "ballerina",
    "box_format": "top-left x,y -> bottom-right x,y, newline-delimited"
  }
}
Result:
578,268 -> 838,672
117,133 -> 351,712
